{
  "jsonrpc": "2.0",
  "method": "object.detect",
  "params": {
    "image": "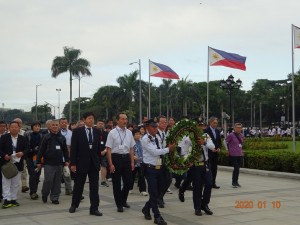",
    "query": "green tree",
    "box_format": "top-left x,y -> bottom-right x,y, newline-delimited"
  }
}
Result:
92,85 -> 120,120
176,77 -> 195,117
51,47 -> 91,122
114,71 -> 140,122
